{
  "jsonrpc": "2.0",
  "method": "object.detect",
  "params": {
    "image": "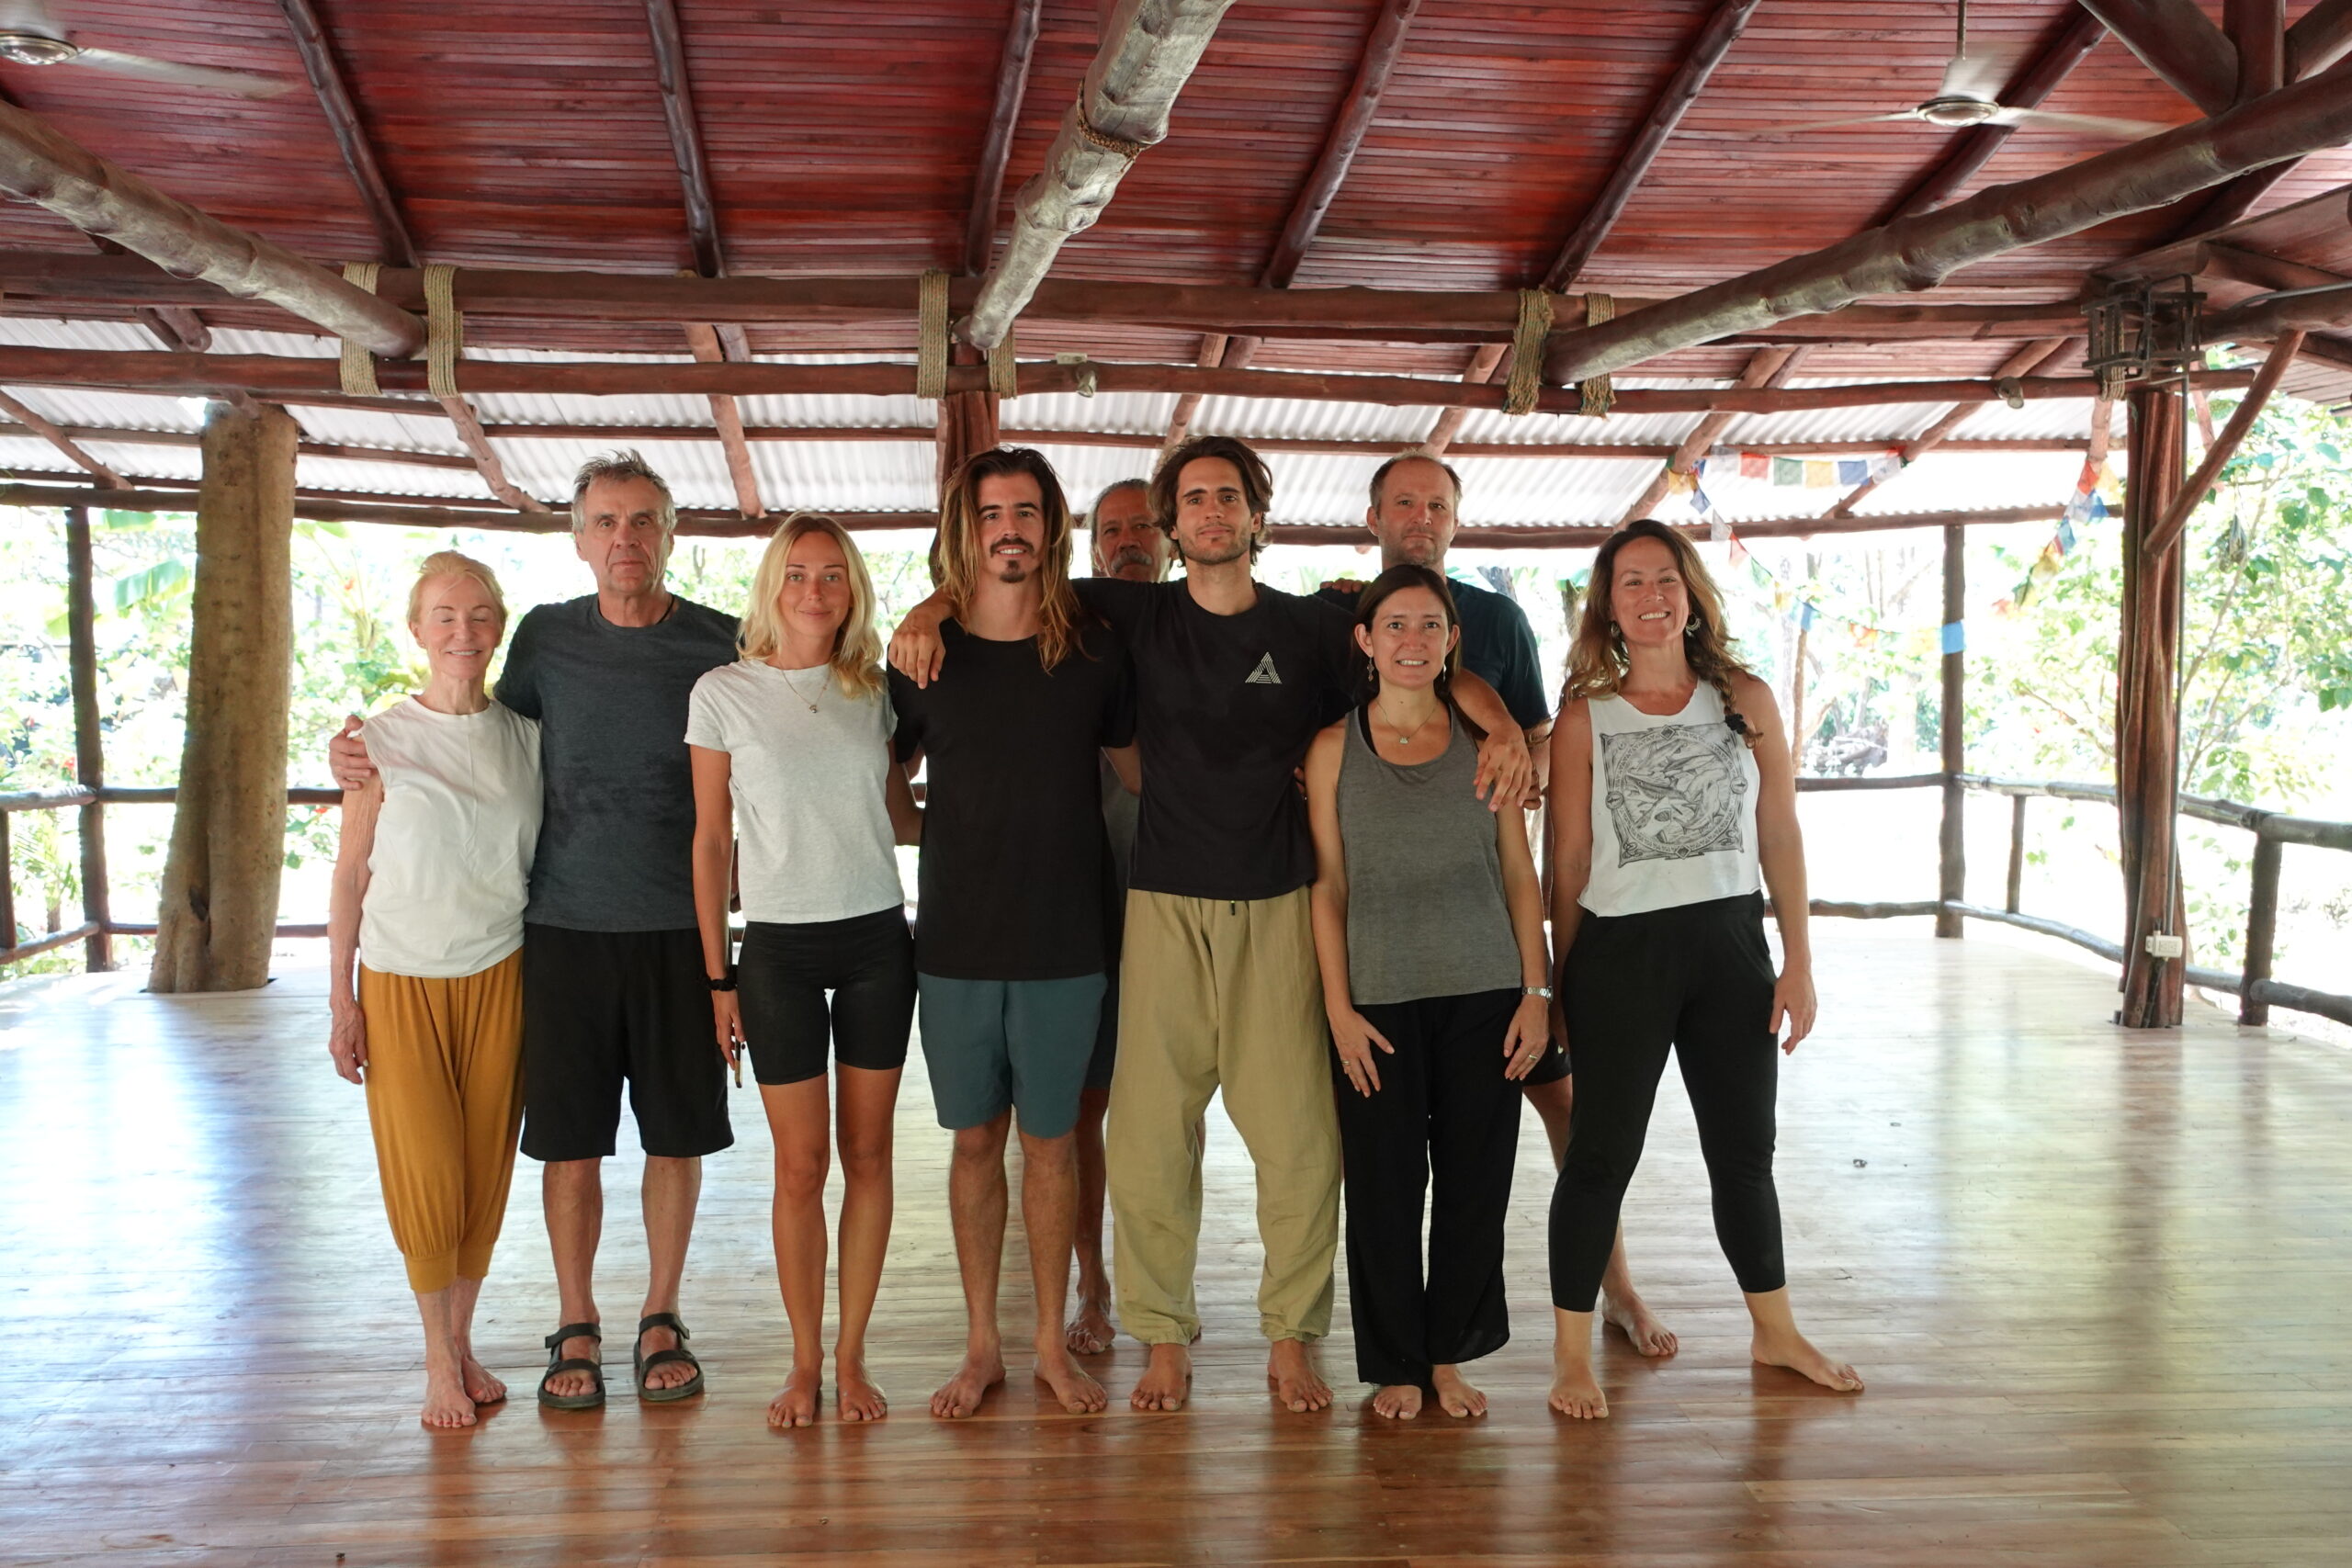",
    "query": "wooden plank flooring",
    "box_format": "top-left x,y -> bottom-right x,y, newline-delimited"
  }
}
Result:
4,927 -> 2349,1566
